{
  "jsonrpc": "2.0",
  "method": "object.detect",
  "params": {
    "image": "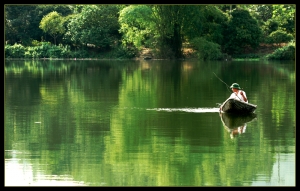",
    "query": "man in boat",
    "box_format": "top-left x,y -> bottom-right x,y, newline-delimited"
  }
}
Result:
219,83 -> 248,112
228,83 -> 248,103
